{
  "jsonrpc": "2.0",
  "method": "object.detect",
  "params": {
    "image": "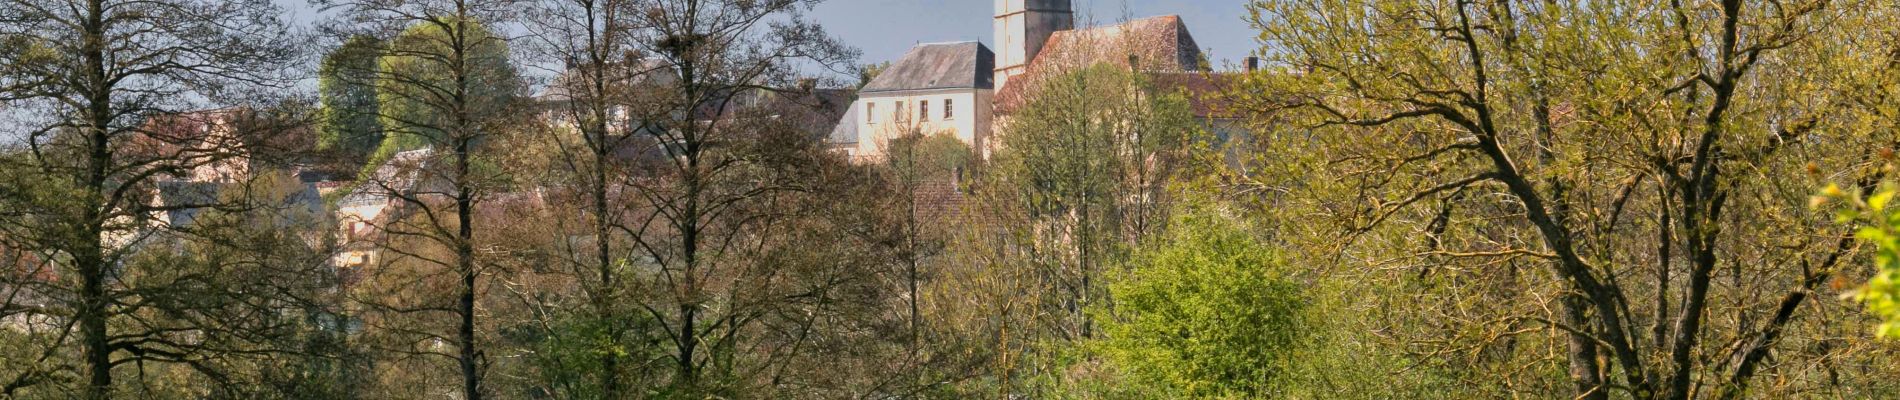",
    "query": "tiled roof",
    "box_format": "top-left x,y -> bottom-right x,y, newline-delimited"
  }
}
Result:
994,15 -> 1207,114
861,42 -> 995,94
